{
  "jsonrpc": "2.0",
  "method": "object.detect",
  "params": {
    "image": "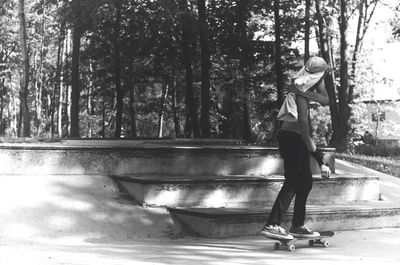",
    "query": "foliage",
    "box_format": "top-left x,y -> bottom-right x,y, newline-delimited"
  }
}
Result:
351,45 -> 400,148
310,105 -> 332,146
0,0 -> 398,144
389,0 -> 400,38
